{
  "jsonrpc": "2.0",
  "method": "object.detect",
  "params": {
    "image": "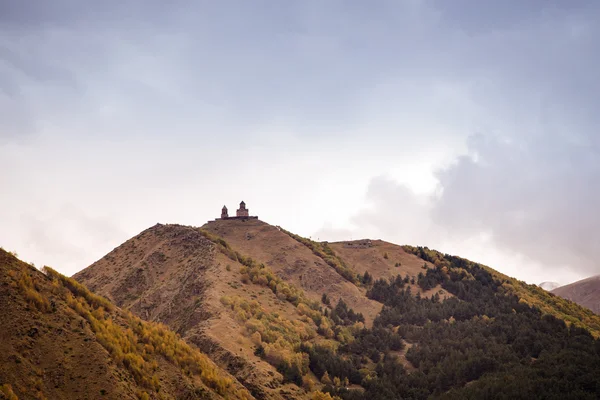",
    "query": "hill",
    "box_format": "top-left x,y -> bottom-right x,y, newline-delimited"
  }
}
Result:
552,275 -> 600,314
0,248 -> 252,400
73,219 -> 600,399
